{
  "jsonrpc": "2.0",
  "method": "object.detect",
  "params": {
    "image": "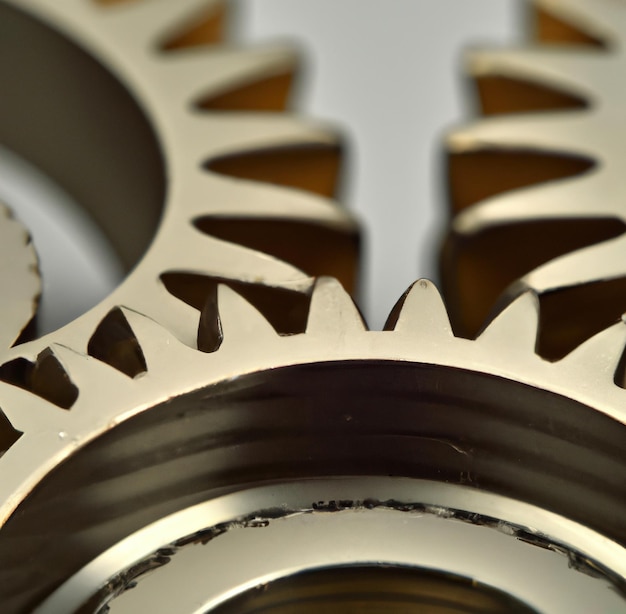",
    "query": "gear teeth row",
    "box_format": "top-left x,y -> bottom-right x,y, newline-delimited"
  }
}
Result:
2,1 -> 626,610
2,276 -> 626,530
442,0 -> 626,361
0,0 -> 359,357
0,204 -> 39,349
